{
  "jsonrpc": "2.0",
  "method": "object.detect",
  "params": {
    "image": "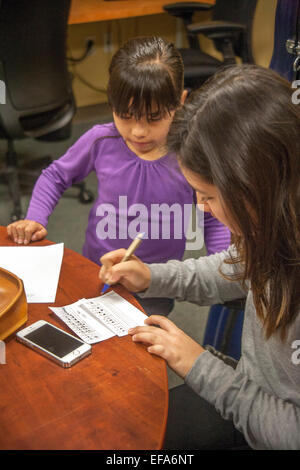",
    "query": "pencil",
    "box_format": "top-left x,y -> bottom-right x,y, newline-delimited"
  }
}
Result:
101,232 -> 145,294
